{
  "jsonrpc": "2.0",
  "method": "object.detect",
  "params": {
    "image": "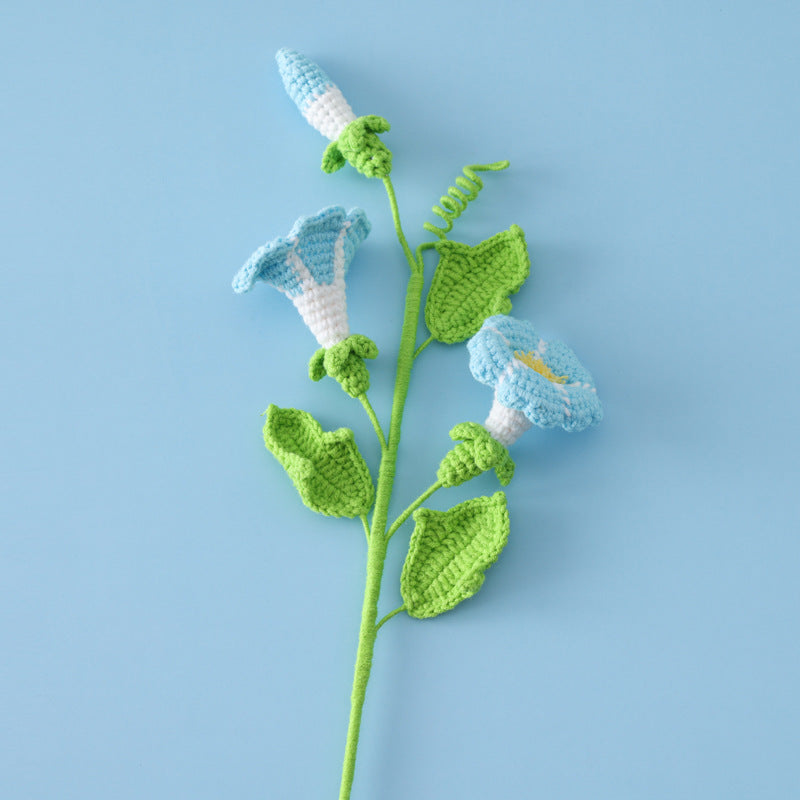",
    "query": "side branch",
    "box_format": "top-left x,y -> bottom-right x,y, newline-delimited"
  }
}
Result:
383,176 -> 420,274
375,605 -> 406,632
386,480 -> 443,542
359,393 -> 387,451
